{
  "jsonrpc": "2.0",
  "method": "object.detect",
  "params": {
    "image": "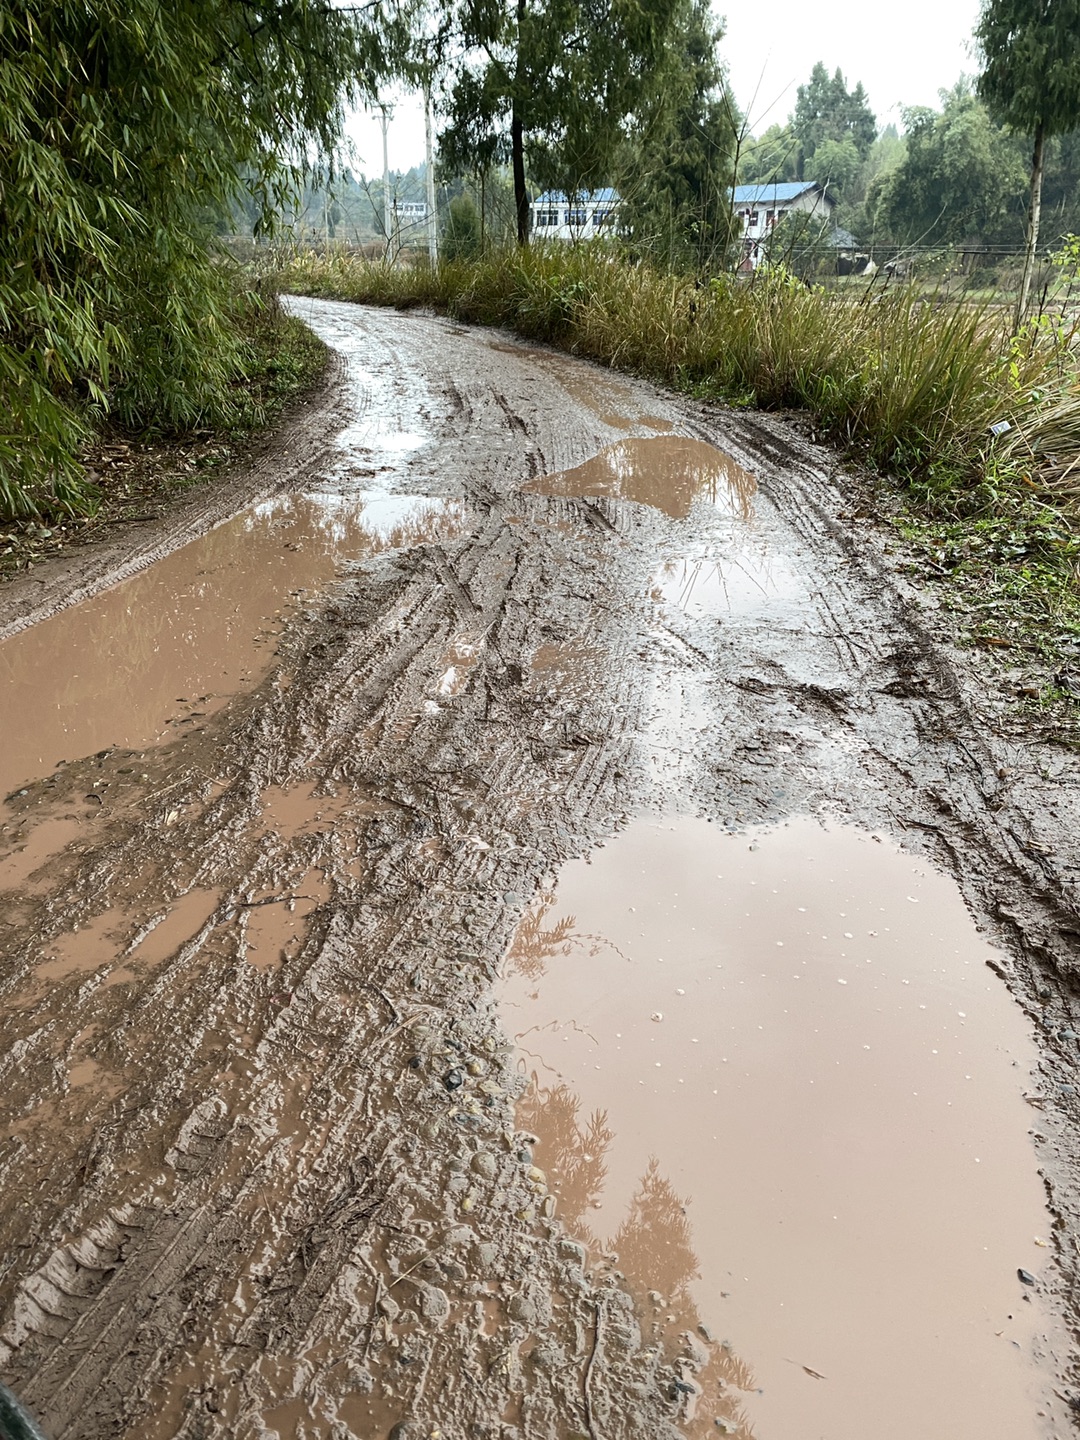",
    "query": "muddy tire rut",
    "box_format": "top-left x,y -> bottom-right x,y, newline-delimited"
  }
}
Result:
1,299 -> 1079,1439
